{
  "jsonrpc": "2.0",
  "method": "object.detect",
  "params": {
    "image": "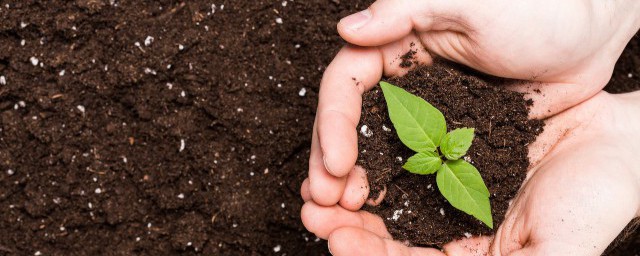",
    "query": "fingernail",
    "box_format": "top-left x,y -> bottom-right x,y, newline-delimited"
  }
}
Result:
341,9 -> 372,31
327,239 -> 333,255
